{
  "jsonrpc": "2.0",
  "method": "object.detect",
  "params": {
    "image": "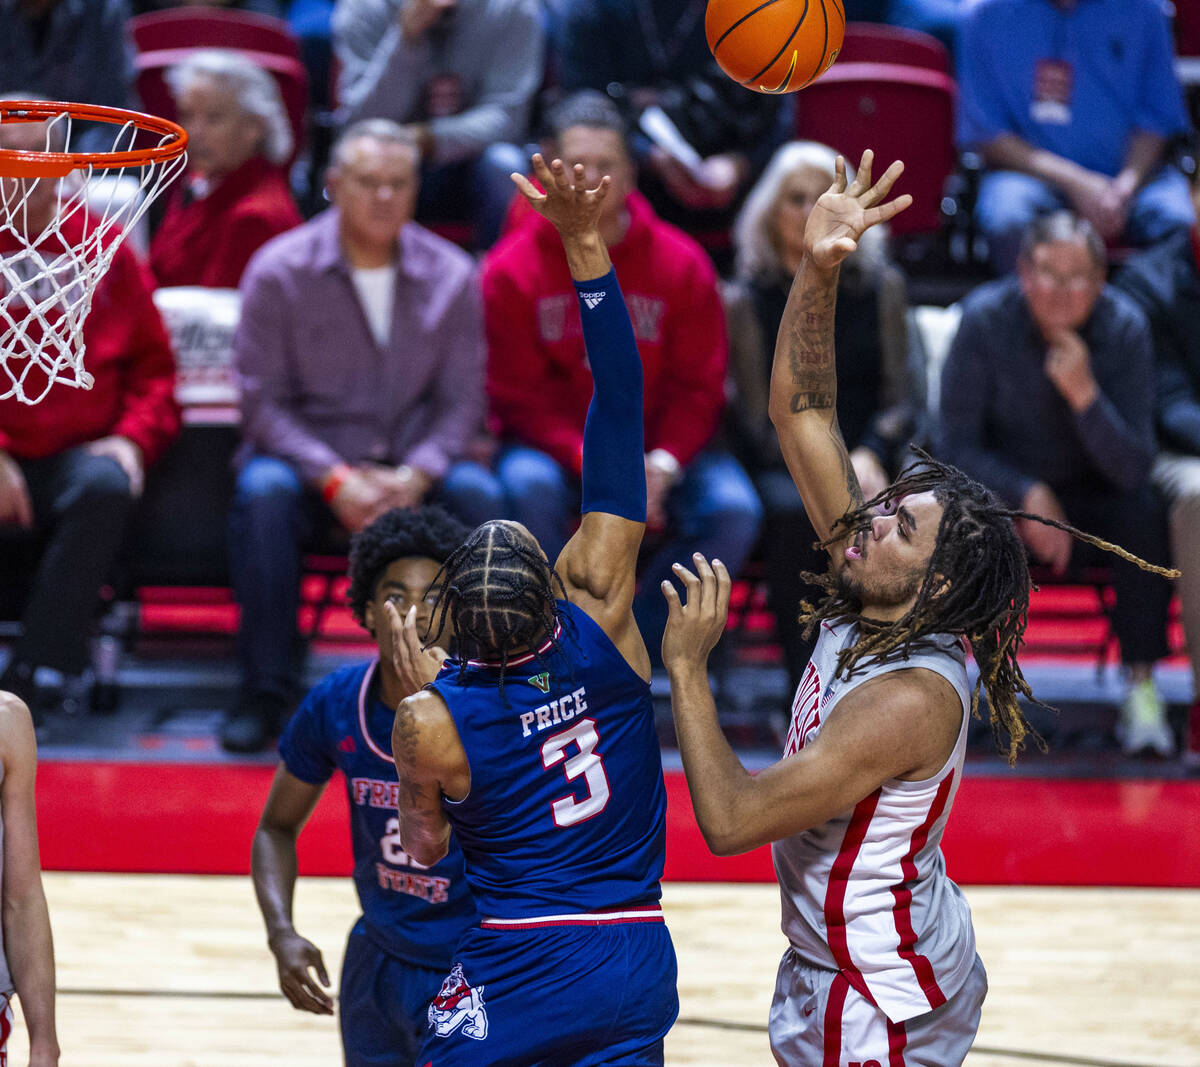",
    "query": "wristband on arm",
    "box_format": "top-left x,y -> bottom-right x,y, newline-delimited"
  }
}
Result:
321,464 -> 351,504
576,269 -> 646,523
